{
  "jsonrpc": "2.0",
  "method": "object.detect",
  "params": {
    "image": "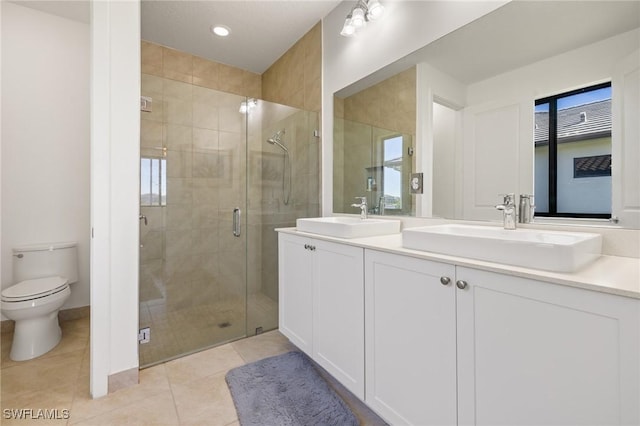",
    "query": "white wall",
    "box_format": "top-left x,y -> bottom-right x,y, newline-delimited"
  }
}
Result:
432,102 -> 458,219
321,0 -> 509,215
90,0 -> 141,397
1,2 -> 90,318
